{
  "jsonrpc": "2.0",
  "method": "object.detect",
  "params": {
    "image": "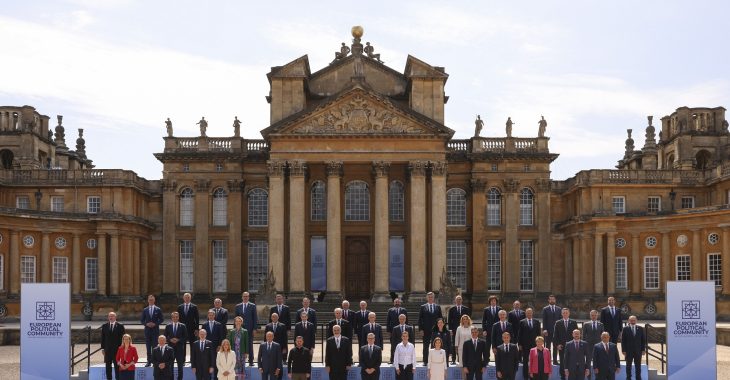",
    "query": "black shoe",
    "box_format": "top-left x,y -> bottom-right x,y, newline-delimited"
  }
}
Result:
145,362 -> 152,367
